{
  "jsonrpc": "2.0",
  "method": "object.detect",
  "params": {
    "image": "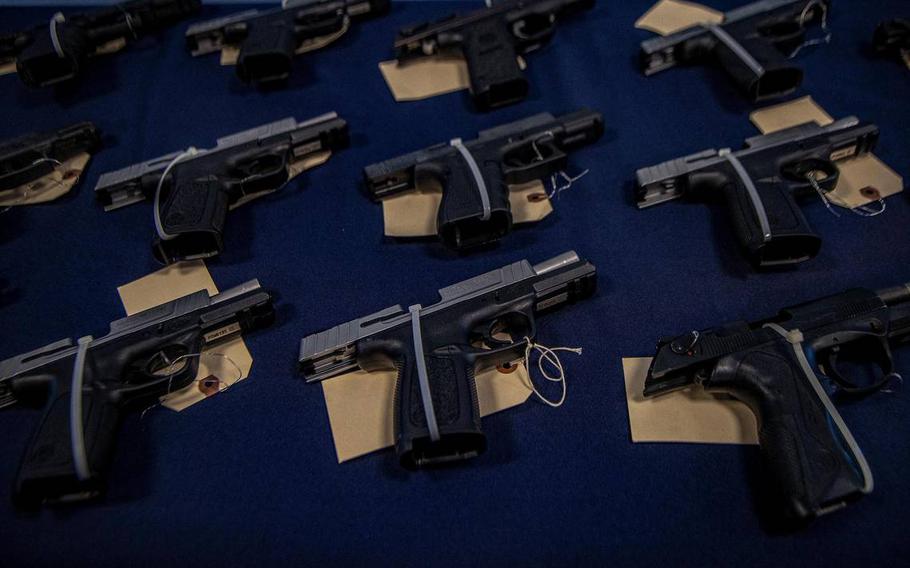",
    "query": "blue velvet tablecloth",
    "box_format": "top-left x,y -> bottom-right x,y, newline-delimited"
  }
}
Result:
1,1 -> 909,565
